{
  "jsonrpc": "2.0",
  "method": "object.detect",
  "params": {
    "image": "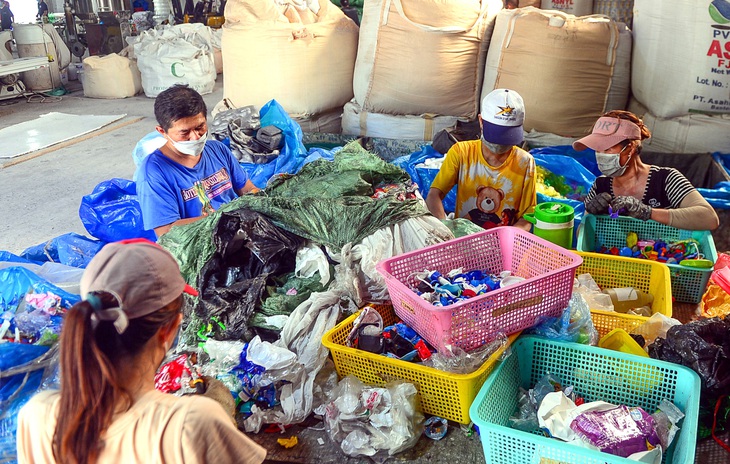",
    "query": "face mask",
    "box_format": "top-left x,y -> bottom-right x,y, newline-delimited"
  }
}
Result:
168,131 -> 208,156
481,137 -> 512,155
595,146 -> 630,177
